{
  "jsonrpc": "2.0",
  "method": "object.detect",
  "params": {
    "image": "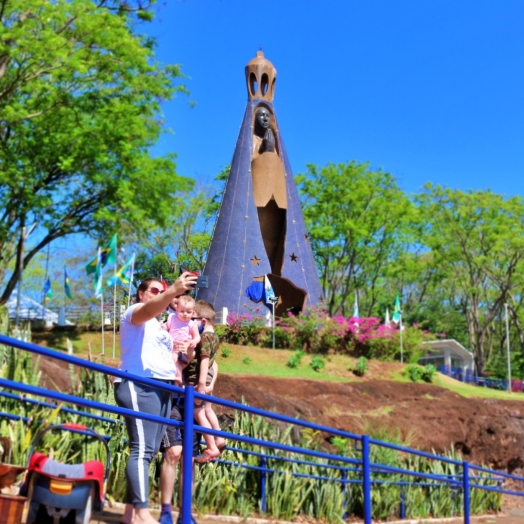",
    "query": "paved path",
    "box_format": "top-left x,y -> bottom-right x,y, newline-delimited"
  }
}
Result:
84,494 -> 524,523
89,506 -> 524,524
